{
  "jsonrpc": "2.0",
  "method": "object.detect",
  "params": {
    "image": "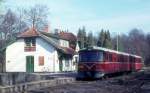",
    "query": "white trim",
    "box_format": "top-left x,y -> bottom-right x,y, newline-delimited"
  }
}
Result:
81,46 -> 142,58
